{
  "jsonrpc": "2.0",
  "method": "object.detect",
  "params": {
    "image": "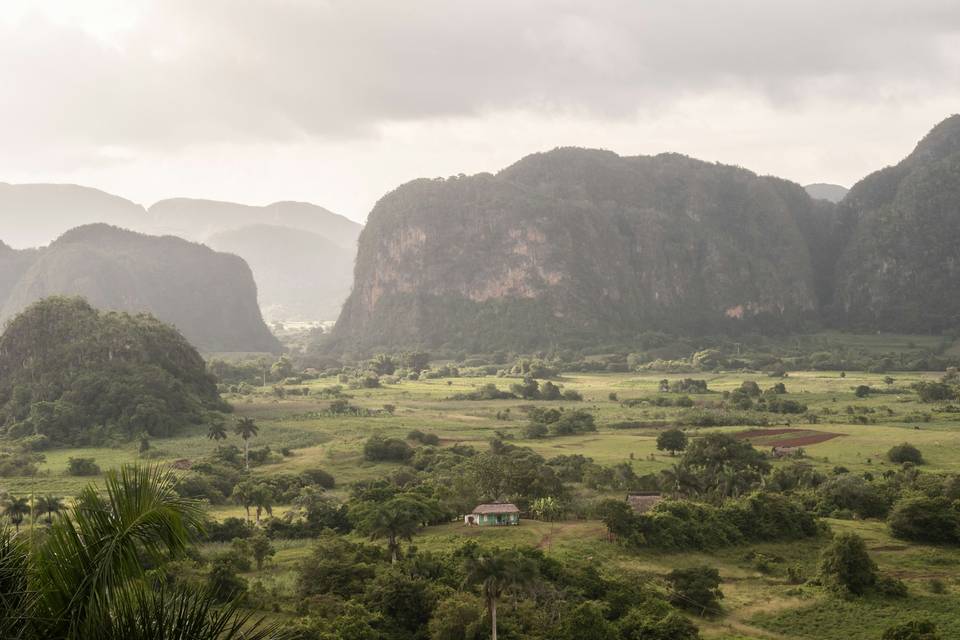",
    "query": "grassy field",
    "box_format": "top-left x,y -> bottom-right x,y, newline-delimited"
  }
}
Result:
5,364 -> 960,638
